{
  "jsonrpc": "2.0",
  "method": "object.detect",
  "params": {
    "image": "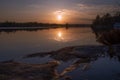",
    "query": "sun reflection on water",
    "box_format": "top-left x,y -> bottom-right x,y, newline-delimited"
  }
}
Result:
55,31 -> 64,42
58,32 -> 62,37
53,28 -> 79,42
